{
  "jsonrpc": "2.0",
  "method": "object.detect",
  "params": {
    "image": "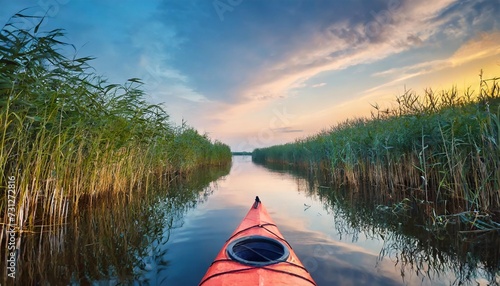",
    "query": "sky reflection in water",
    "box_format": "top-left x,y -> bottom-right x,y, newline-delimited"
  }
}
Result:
143,156 -> 489,286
